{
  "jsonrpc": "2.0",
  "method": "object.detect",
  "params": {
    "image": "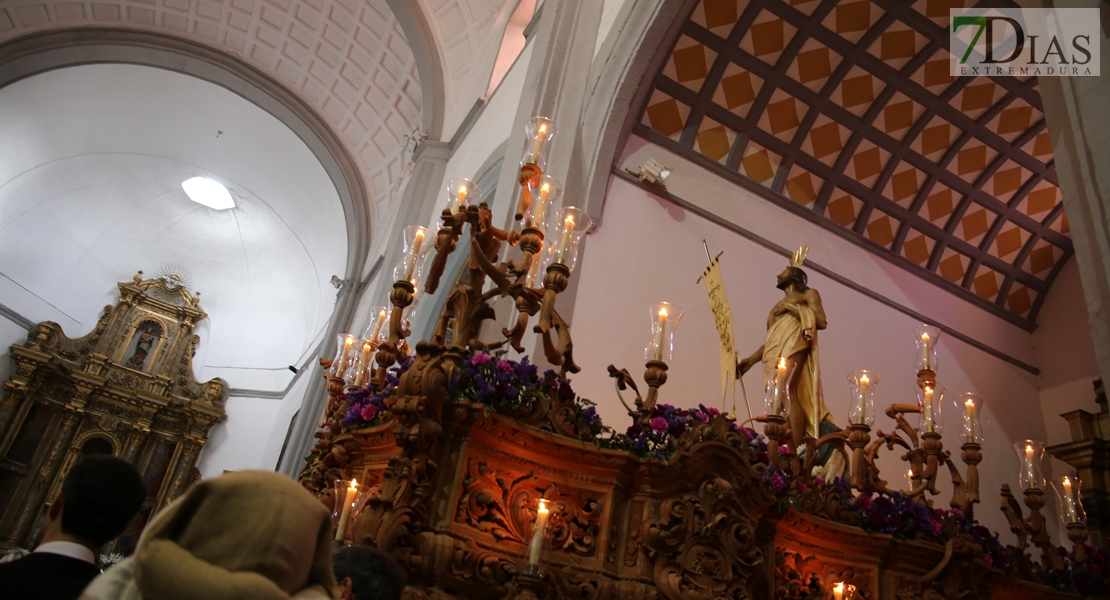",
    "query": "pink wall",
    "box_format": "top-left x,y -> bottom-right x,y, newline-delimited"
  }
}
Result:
564,135 -> 1084,541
